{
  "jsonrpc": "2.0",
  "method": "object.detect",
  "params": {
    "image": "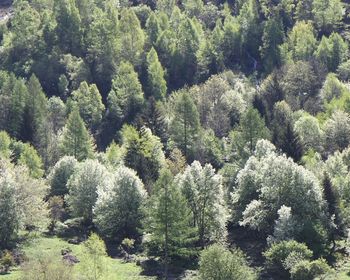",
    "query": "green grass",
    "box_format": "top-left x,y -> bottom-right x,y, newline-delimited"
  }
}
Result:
0,235 -> 155,280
